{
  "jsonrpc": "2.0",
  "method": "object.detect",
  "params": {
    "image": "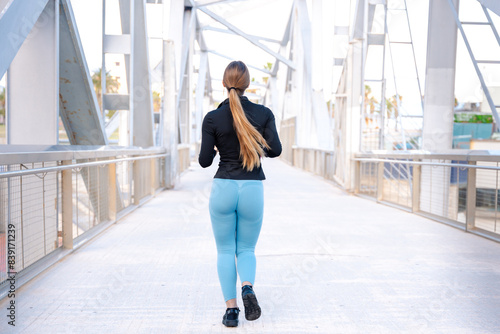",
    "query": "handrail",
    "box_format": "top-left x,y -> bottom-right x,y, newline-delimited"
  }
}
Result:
0,144 -> 167,164
0,153 -> 168,178
353,157 -> 500,171
355,149 -> 500,162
